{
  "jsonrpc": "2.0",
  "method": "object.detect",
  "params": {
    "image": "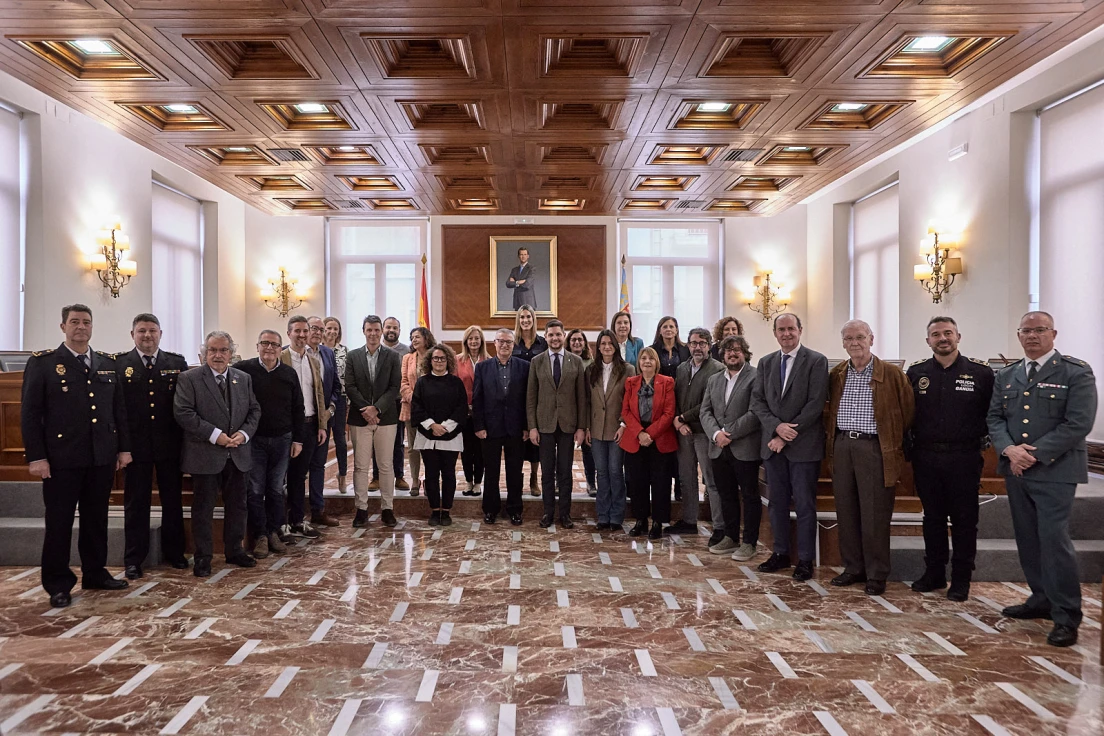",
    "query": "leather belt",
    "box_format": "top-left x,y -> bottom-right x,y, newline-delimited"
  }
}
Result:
837,430 -> 878,441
